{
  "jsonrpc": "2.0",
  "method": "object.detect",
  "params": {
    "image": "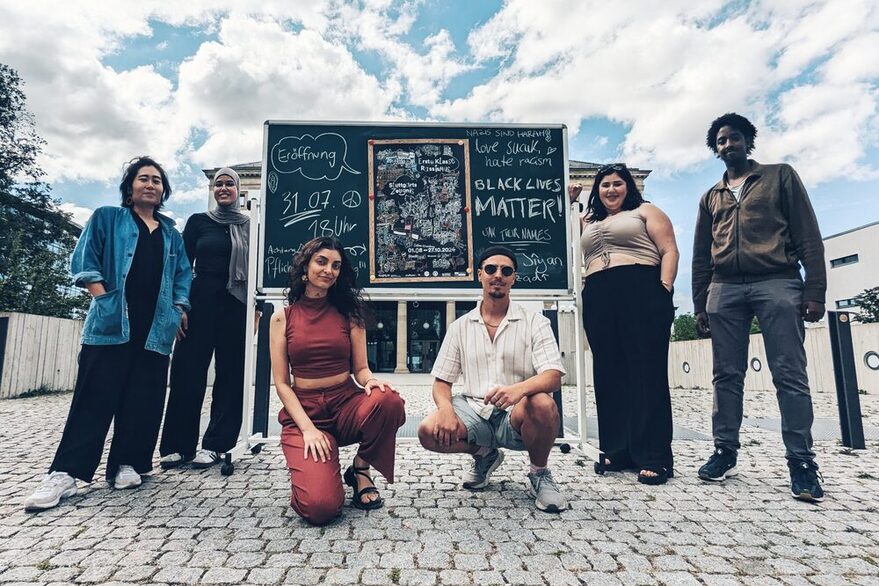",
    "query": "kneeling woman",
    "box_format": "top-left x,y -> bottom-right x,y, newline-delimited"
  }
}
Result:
269,237 -> 405,525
